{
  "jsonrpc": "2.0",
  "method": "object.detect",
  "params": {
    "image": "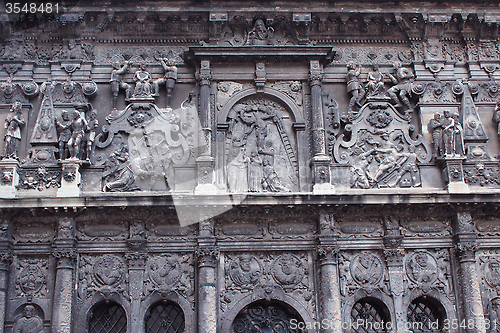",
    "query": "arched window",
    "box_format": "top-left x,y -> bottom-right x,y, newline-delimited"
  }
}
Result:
145,301 -> 185,333
350,298 -> 391,333
231,300 -> 303,333
88,302 -> 126,333
407,296 -> 446,332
